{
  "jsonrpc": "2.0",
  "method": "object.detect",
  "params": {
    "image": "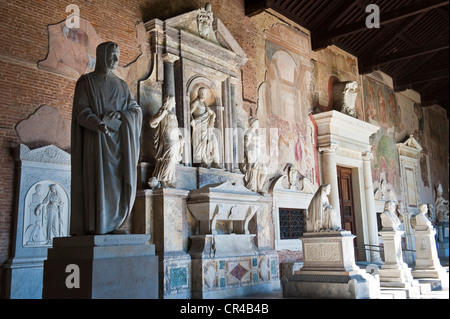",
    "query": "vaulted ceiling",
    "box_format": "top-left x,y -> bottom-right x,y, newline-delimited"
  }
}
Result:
245,0 -> 449,116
